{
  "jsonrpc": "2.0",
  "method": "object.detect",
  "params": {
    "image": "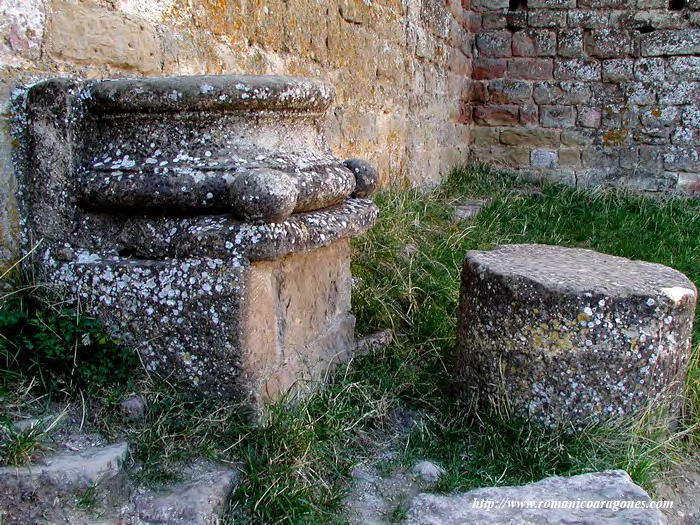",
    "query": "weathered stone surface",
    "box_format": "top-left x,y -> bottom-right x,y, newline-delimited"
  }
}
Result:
120,395 -> 147,420
500,129 -> 560,147
584,29 -> 632,58
456,244 -> 697,428
15,76 -> 378,405
241,240 -> 356,405
0,0 -> 44,66
75,76 -> 357,217
411,461 -> 445,484
46,2 -> 162,73
132,465 -> 238,525
344,158 -> 380,198
461,0 -> 700,195
531,148 -> 558,168
0,442 -> 129,525
513,30 -> 556,57
0,0 -> 472,272
540,105 -> 575,128
228,169 -> 300,223
5,441 -> 127,482
4,0 -> 700,277
11,412 -> 66,433
642,30 -> 700,57
452,198 -> 491,220
405,471 -> 667,524
355,329 -> 394,355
